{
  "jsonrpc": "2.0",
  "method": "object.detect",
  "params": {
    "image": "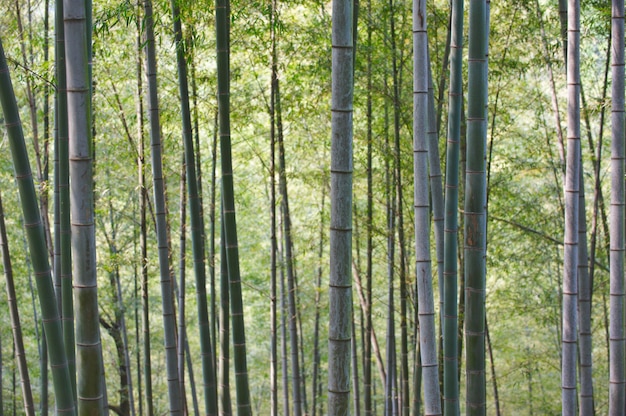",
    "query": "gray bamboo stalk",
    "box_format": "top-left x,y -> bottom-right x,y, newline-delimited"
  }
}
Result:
387,0 -> 409,410
215,0 -> 253,412
63,0 -> 105,412
0,190 -> 35,416
443,0 -> 463,413
328,0 -> 354,413
562,0 -> 581,413
609,0 -> 625,413
0,35 -> 76,416
464,0 -> 488,413
577,167 -> 593,416
427,48 -> 444,353
142,0 -> 183,412
170,1 -> 218,412
414,1 -> 441,414
55,0 -> 76,401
